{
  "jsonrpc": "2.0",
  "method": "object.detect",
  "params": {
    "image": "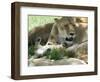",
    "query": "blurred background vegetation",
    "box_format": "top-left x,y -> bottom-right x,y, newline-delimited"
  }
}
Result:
28,15 -> 61,31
